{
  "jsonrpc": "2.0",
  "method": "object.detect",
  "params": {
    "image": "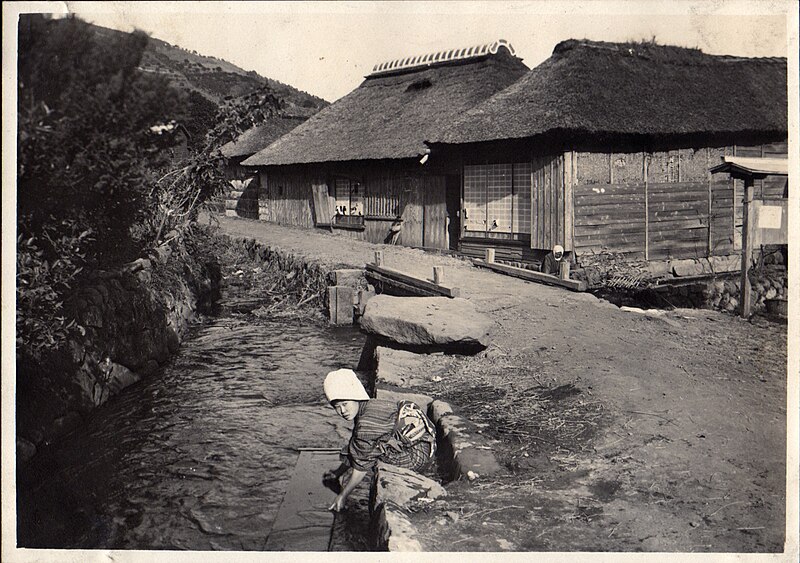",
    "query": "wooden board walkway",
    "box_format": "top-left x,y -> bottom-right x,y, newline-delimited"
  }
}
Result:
473,258 -> 588,292
264,449 -> 341,551
365,263 -> 460,298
